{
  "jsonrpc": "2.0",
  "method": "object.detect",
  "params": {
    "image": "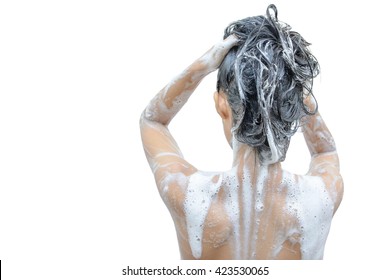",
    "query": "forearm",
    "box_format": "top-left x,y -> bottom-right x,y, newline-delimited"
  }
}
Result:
141,35 -> 239,126
142,62 -> 209,126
